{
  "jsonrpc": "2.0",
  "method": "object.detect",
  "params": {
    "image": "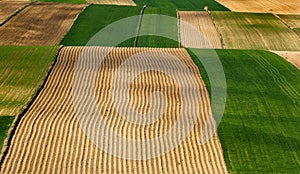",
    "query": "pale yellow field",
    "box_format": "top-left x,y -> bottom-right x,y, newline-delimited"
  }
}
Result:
278,15 -> 300,28
178,11 -> 222,48
87,0 -> 136,6
216,0 -> 300,14
1,47 -> 227,174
